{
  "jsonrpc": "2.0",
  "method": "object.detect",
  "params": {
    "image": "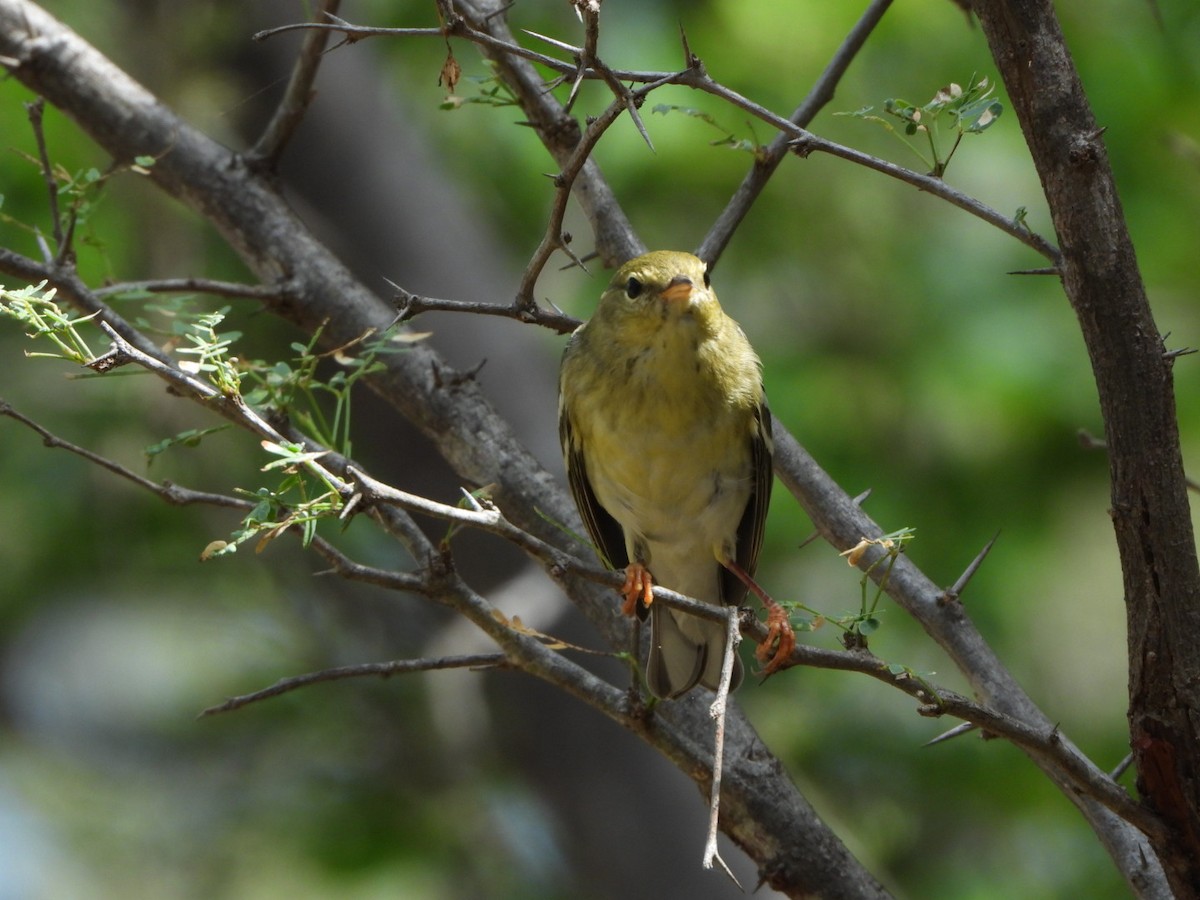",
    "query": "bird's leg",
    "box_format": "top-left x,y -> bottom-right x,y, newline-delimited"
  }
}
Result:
620,562 -> 654,616
723,559 -> 795,674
